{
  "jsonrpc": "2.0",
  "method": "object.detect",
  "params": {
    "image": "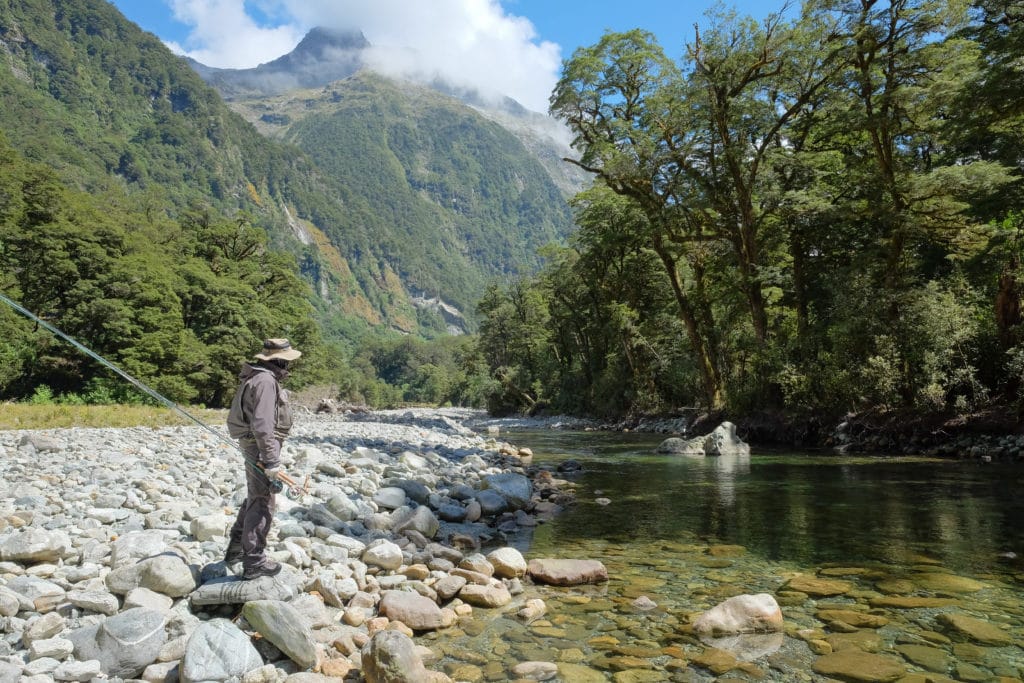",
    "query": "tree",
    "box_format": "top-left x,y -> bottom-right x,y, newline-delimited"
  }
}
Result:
476,281 -> 553,414
551,30 -> 726,408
